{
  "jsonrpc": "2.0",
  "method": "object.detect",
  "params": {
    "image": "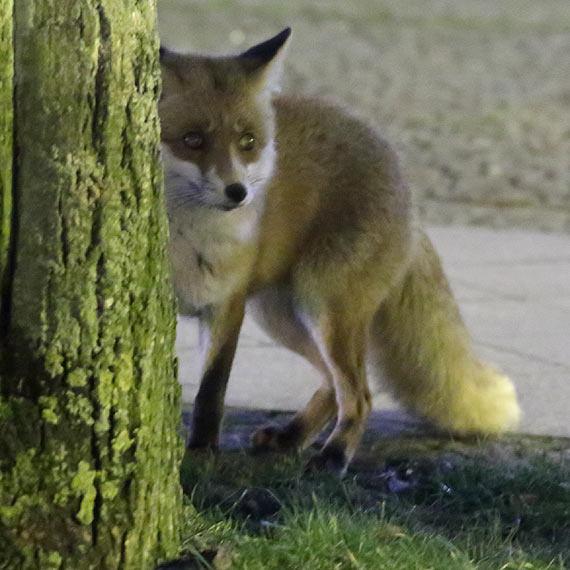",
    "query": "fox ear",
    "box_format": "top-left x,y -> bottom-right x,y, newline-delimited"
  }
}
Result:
158,46 -> 181,101
239,28 -> 291,93
159,45 -> 176,64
